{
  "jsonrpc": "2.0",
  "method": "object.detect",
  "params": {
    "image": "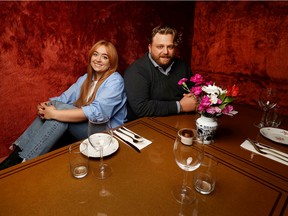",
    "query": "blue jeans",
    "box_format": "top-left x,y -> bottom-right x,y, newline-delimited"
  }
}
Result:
15,101 -> 88,160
